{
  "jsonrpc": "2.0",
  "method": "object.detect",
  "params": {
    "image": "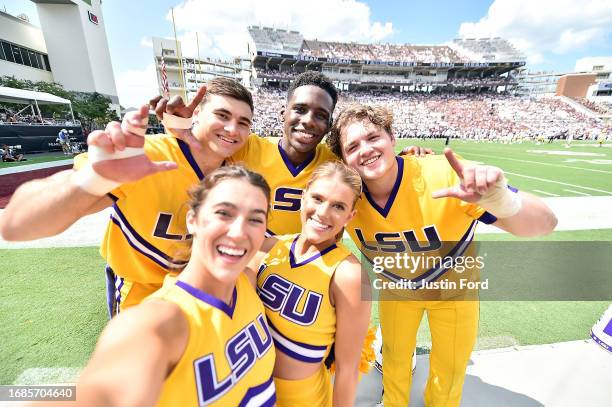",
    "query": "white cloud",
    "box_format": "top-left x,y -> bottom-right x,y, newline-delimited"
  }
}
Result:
574,56 -> 612,72
140,37 -> 153,48
167,0 -> 394,58
115,63 -> 158,109
458,0 -> 612,65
